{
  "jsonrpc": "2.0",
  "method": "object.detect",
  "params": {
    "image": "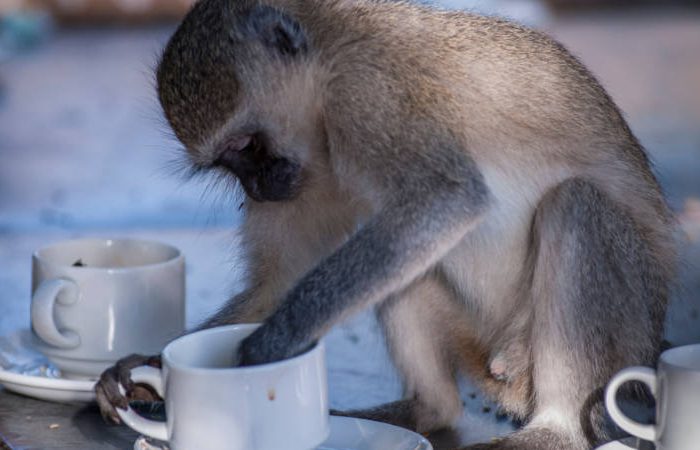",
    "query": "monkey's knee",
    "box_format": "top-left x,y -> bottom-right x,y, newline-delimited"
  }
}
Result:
526,177 -> 670,445
533,177 -> 668,356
